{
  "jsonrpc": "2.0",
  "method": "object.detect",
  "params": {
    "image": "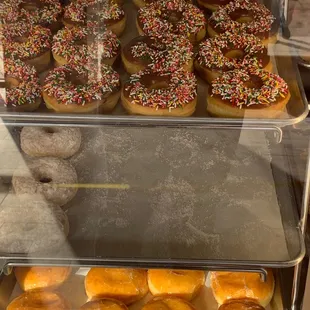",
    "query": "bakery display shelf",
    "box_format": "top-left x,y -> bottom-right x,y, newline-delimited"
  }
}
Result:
0,0 -> 308,128
0,269 -> 284,310
0,126 -> 305,272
